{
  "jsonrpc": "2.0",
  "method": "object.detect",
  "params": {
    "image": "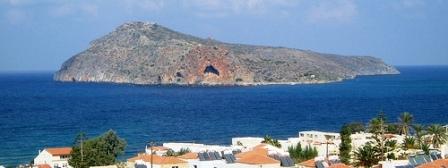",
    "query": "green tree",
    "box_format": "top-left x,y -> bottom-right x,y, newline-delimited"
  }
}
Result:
386,123 -> 400,134
165,149 -> 176,156
412,124 -> 425,147
353,143 -> 380,168
402,137 -> 416,150
427,124 -> 447,148
421,143 -> 430,155
73,132 -> 88,146
339,124 -> 352,164
368,112 -> 388,161
69,130 -> 127,168
165,148 -> 191,156
262,135 -> 281,148
346,122 -> 366,133
288,143 -> 318,163
399,112 -> 413,136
